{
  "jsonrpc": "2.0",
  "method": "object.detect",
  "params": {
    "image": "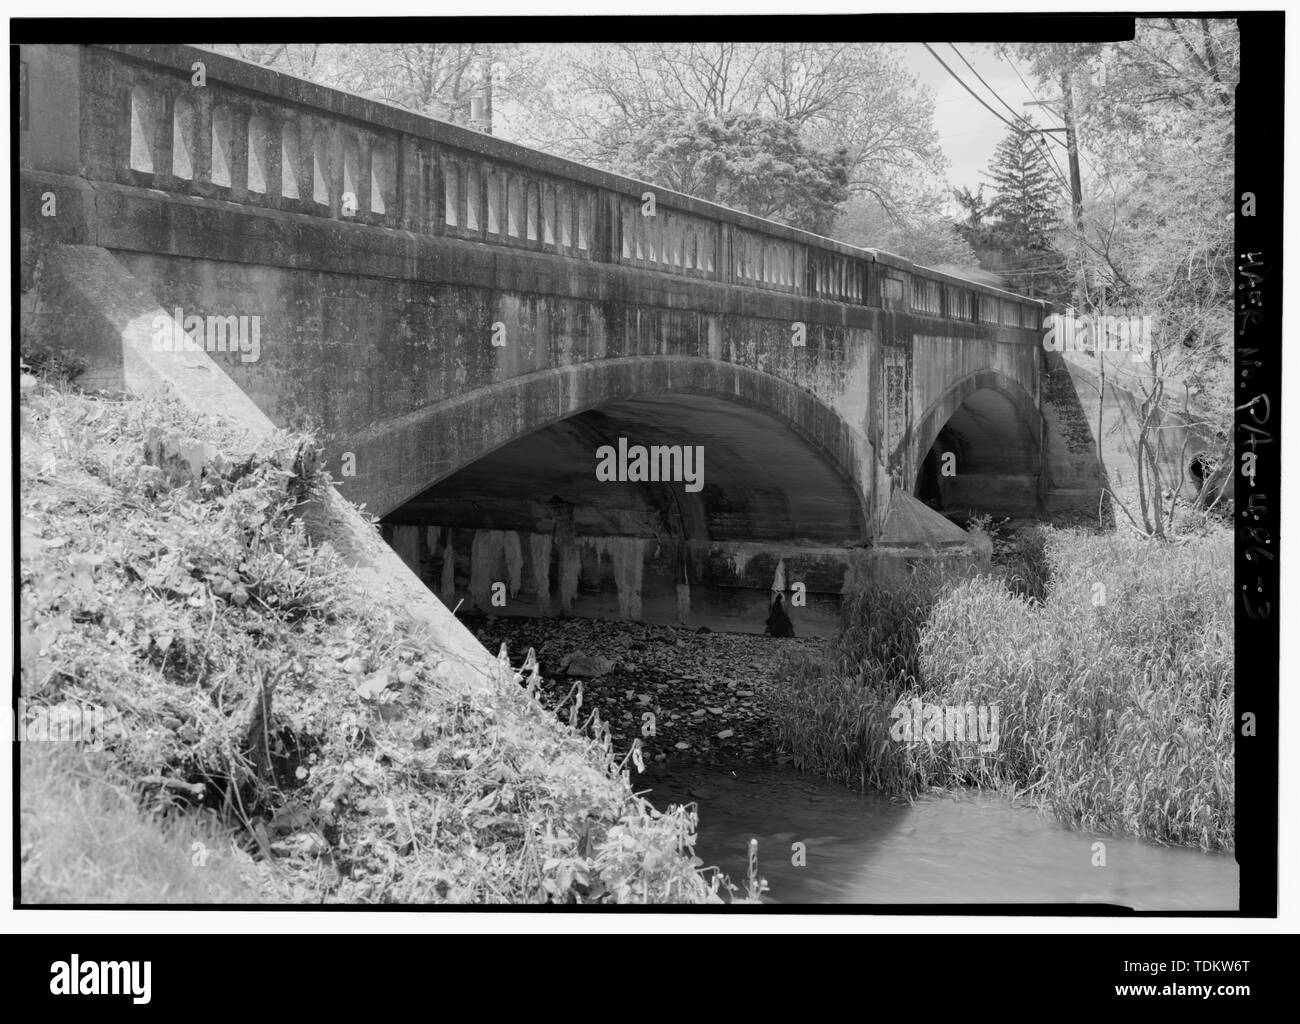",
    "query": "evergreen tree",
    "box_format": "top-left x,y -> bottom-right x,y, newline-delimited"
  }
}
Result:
952,184 -> 996,251
953,184 -> 989,230
979,122 -> 1069,301
984,124 -> 1061,242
